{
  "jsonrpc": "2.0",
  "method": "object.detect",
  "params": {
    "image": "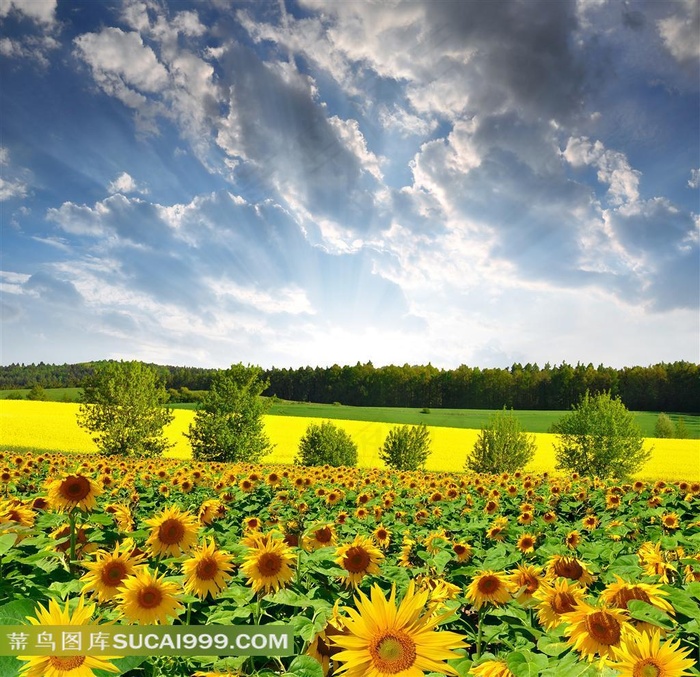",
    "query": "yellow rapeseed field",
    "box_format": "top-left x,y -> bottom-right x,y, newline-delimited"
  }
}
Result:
1,400 -> 697,480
